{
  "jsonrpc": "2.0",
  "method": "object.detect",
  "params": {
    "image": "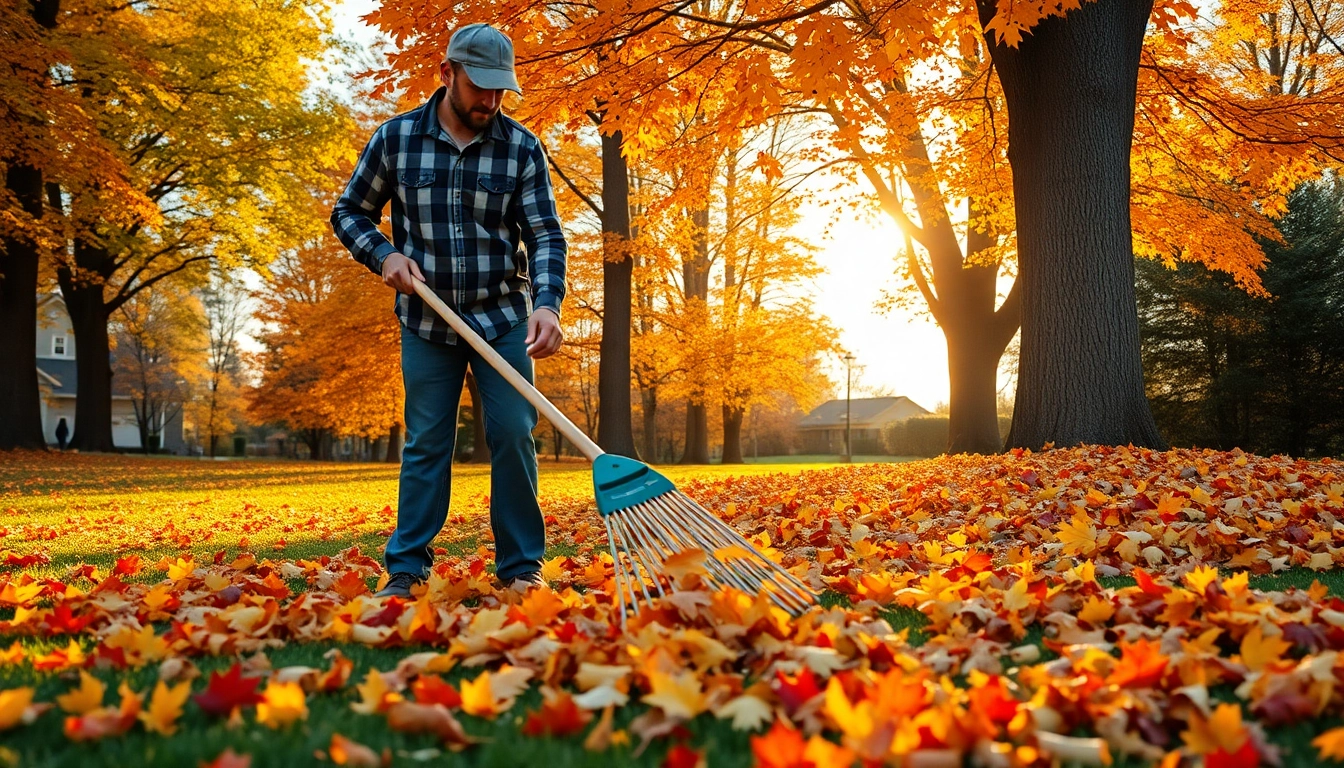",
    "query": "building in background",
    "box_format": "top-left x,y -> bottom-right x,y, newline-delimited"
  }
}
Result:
35,294 -> 186,453
796,396 -> 930,455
